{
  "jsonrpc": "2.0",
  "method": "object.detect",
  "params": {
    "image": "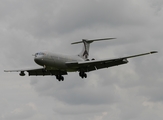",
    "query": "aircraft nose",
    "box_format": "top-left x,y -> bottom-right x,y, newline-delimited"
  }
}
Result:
34,52 -> 46,66
34,57 -> 43,65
